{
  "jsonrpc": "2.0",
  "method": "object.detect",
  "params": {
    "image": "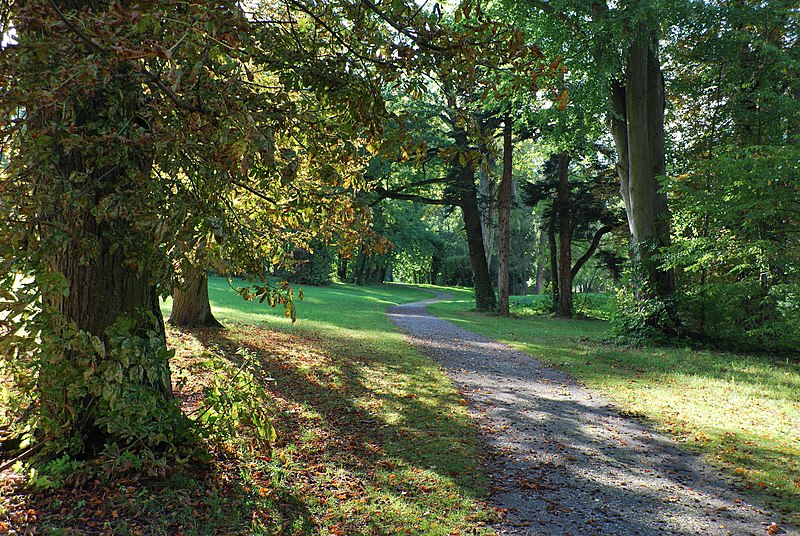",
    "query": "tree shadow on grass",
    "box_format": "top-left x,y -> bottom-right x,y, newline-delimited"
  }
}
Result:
388,300 -> 800,535
191,322 -> 495,534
